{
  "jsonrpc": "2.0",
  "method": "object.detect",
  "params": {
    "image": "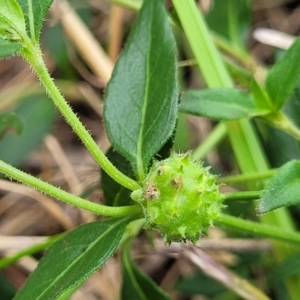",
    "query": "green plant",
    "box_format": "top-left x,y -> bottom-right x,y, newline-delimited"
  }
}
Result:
1,0 -> 300,299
